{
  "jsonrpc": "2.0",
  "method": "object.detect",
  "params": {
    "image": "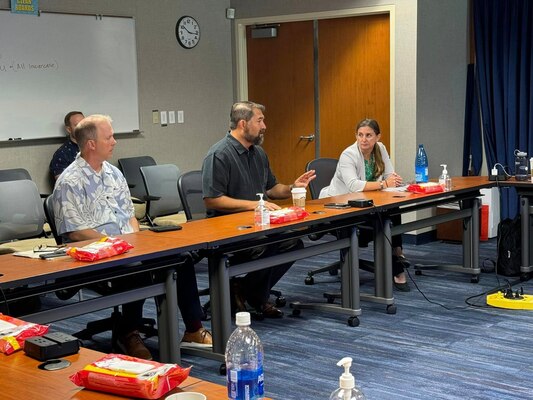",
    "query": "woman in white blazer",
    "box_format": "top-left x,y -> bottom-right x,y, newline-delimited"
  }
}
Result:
320,118 -> 410,291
